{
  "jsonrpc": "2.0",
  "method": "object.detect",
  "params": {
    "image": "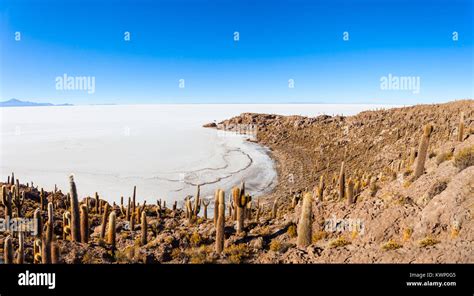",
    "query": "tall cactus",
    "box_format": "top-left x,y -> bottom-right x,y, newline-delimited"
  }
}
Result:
100,203 -> 109,239
51,242 -> 60,264
140,211 -> 147,246
41,237 -> 51,264
12,189 -> 24,217
193,185 -> 201,217
215,189 -> 225,253
40,188 -> 45,211
108,211 -> 117,252
94,192 -> 100,214
34,208 -> 42,239
1,185 -> 12,219
347,178 -> 354,205
4,235 -> 13,264
339,161 -> 345,199
47,202 -> 54,242
69,175 -> 81,242
297,193 -> 313,248
202,199 -> 210,220
17,232 -> 24,264
232,182 -> 251,233
414,124 -> 433,179
80,204 -> 89,243
458,112 -> 464,142
213,189 -> 219,226
317,175 -> 325,201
